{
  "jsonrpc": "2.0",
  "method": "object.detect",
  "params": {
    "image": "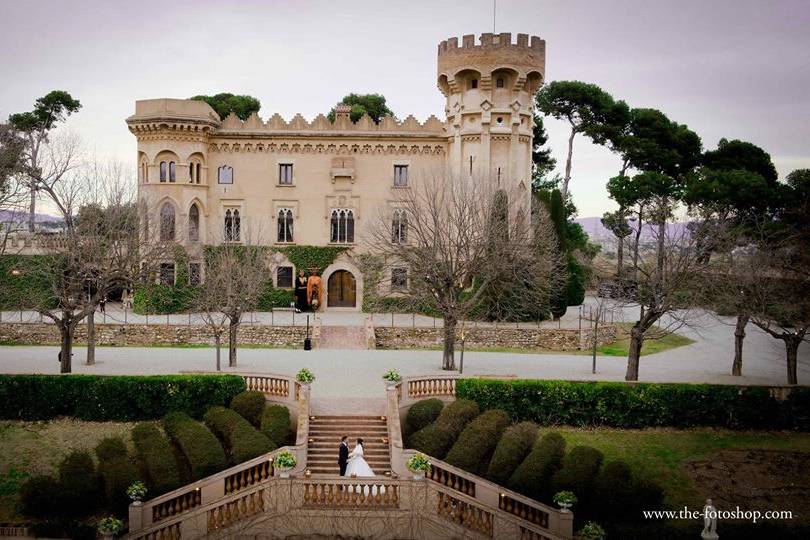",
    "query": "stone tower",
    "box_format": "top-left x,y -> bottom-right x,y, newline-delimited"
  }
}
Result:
437,32 -> 545,215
